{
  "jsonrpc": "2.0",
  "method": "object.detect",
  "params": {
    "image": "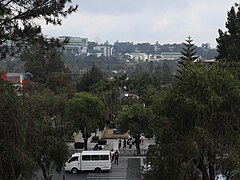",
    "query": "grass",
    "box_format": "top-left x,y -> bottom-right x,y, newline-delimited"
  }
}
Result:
102,128 -> 129,139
